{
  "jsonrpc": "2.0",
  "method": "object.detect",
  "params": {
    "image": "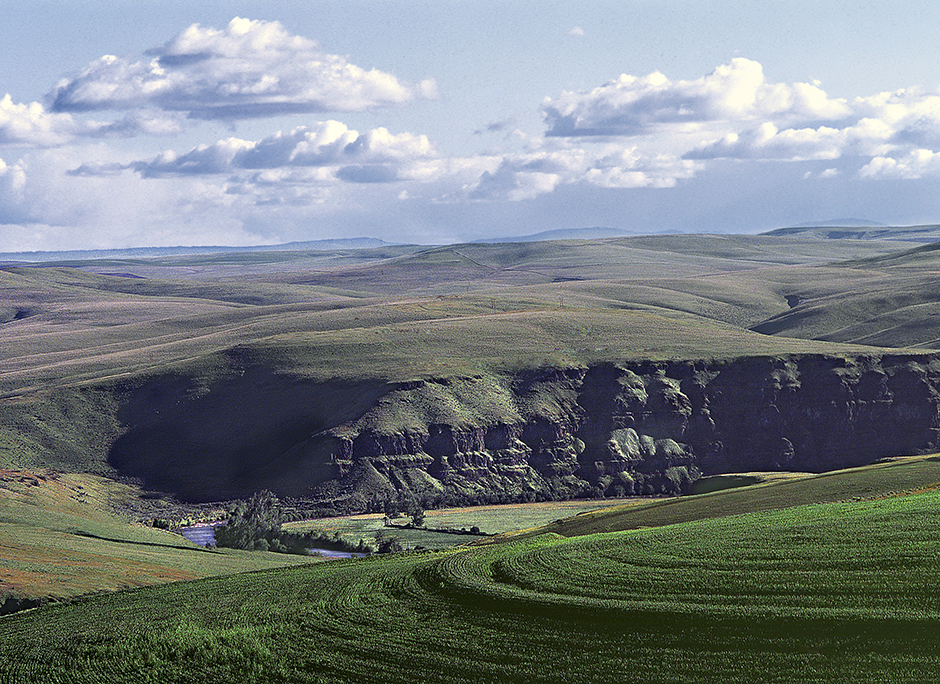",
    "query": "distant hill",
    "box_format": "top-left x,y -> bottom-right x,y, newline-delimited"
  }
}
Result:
471,226 -> 644,243
0,237 -> 397,263
793,218 -> 886,228
763,224 -> 940,242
